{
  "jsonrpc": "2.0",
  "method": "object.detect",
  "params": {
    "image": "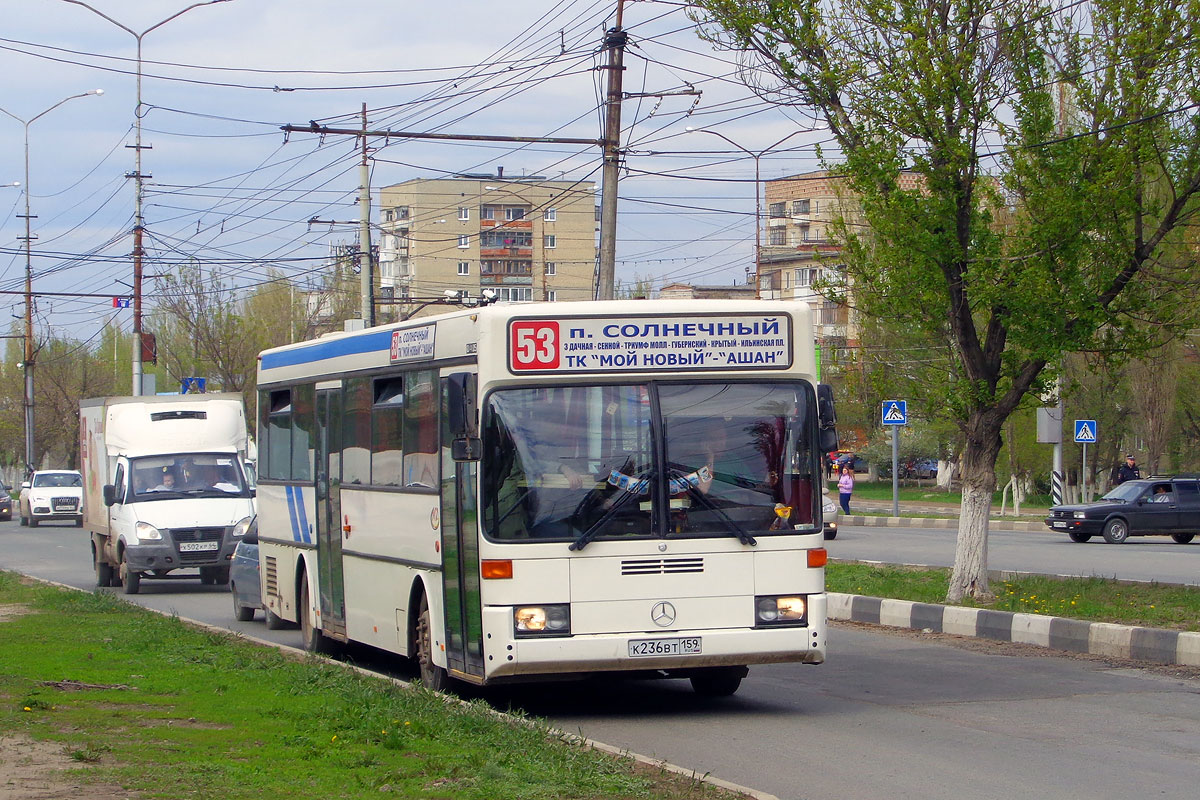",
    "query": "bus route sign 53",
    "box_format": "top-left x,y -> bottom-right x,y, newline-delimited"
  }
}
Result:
508,314 -> 793,374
